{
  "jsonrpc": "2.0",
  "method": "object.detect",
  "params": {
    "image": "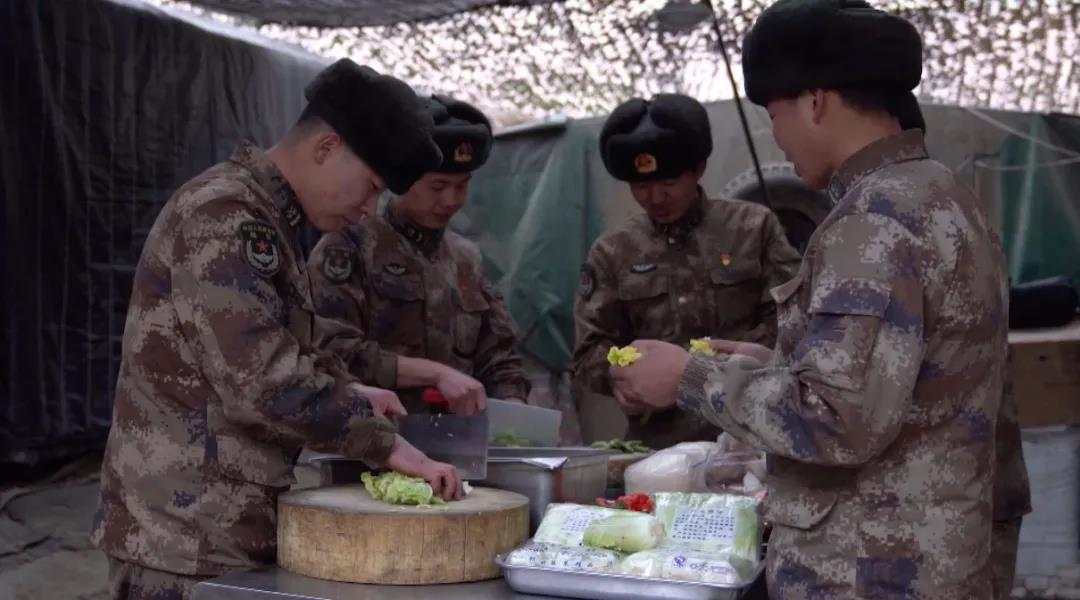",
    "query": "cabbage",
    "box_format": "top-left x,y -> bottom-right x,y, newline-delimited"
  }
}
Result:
361,471 -> 445,506
652,492 -> 759,563
533,504 -> 622,546
607,345 -> 642,367
689,338 -> 716,356
583,512 -> 665,553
